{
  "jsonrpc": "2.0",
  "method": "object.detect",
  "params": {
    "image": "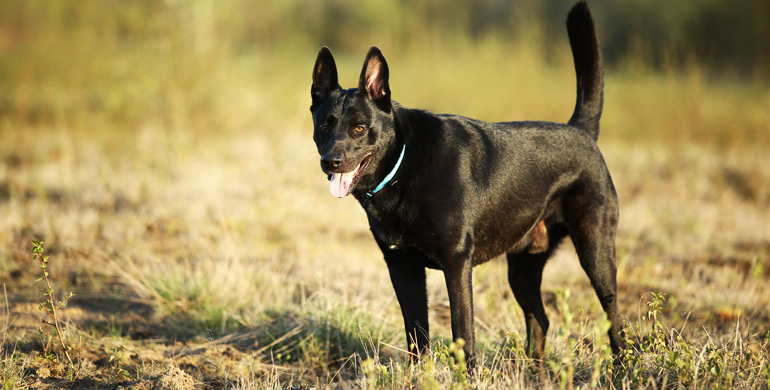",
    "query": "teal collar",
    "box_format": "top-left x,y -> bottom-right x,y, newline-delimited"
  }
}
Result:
367,144 -> 405,197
